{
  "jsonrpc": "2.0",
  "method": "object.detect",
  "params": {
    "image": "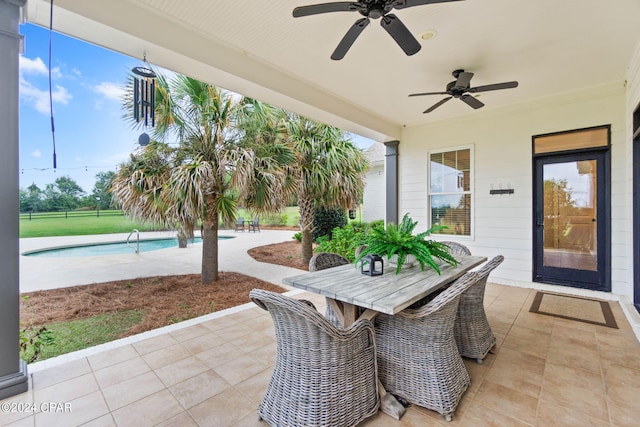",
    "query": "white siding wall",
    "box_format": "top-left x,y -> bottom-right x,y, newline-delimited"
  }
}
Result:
363,163 -> 385,222
398,82 -> 630,295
